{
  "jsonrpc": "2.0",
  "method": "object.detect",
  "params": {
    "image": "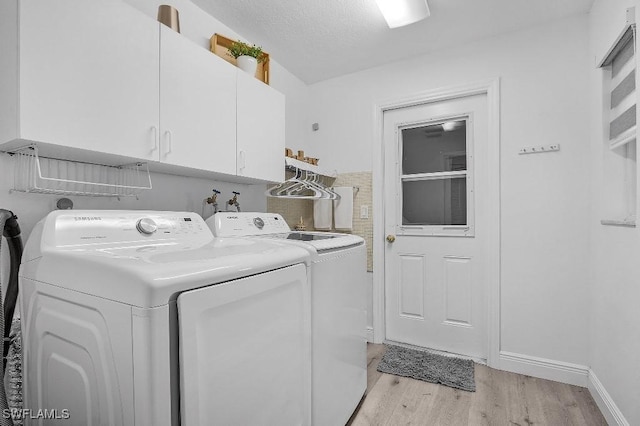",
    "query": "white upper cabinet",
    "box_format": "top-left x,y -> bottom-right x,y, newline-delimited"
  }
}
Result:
159,26 -> 237,175
10,0 -> 160,161
0,0 -> 287,183
236,71 -> 285,182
